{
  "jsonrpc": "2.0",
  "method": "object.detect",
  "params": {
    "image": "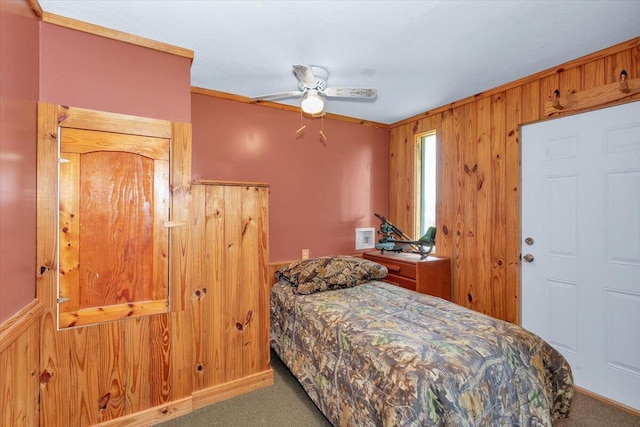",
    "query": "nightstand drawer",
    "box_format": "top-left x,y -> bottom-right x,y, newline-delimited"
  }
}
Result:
384,273 -> 417,291
372,258 -> 416,280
